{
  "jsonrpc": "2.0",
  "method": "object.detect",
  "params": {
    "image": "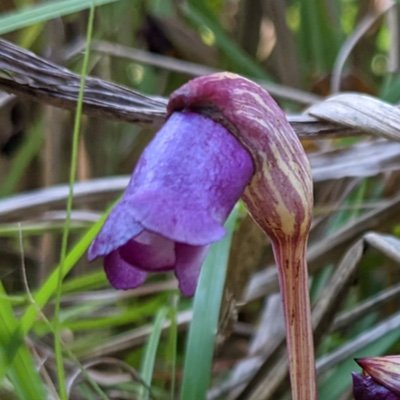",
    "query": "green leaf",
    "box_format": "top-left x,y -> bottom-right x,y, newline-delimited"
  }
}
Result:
181,3 -> 270,80
52,3 -> 96,397
165,295 -> 179,400
139,307 -> 168,400
0,119 -> 43,198
0,213 -> 107,382
298,0 -> 342,74
0,0 -> 119,35
0,283 -> 45,399
180,207 -> 238,400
